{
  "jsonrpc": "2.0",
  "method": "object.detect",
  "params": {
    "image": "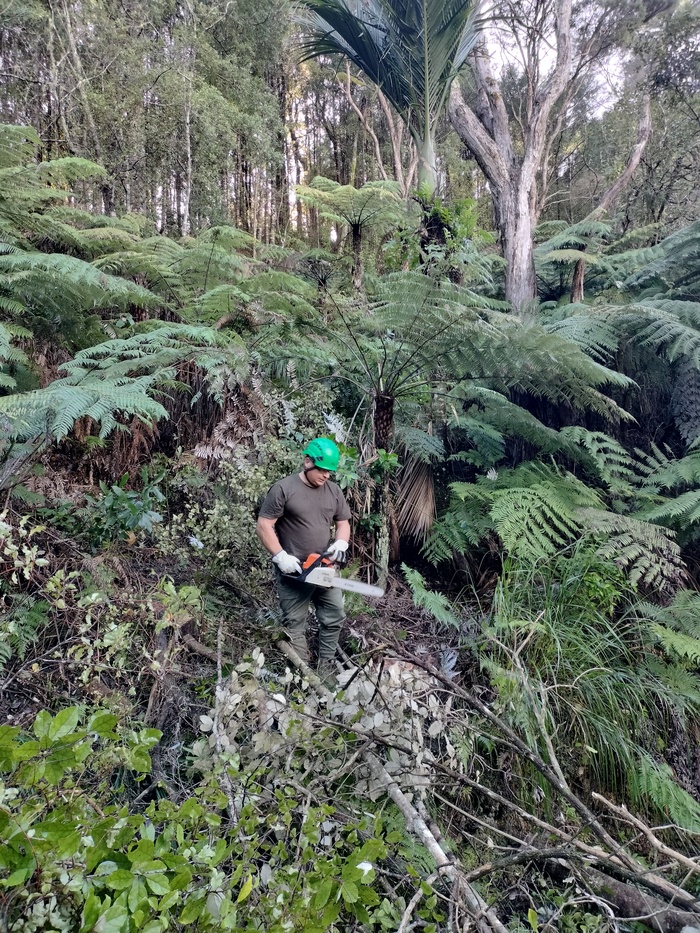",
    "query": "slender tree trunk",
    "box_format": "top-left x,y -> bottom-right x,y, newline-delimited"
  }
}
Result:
570,94 -> 652,302
56,0 -> 114,213
351,222 -> 363,289
493,173 -> 538,309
